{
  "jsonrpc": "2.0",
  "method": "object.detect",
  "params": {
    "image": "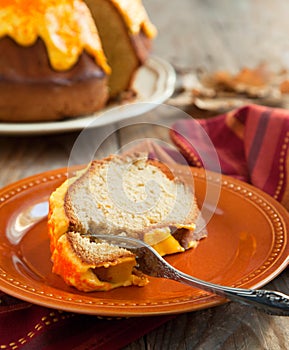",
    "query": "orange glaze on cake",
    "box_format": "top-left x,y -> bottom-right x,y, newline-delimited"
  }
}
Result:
0,0 -> 110,73
110,0 -> 157,38
51,233 -> 146,292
